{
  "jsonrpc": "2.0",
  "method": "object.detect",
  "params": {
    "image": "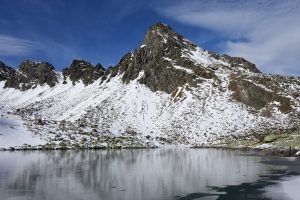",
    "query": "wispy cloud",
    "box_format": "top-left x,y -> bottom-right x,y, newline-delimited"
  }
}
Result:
157,0 -> 300,75
0,35 -> 41,56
